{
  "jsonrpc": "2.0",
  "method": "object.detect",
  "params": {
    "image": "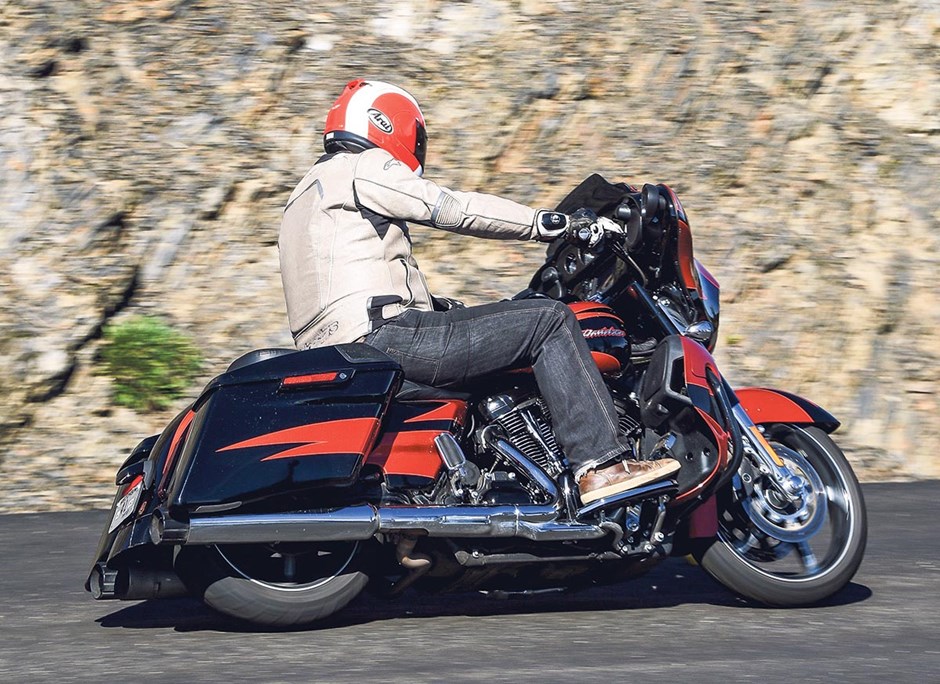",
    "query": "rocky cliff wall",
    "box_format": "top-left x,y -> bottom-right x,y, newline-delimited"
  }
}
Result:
1,0 -> 938,511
